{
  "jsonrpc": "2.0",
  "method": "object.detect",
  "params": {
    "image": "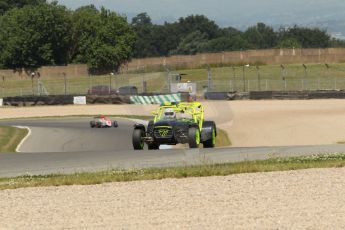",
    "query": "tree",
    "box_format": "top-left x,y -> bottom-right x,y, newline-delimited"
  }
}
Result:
71,6 -> 136,73
201,35 -> 252,52
279,26 -> 330,48
244,23 -> 277,49
144,23 -> 179,57
177,15 -> 221,39
277,37 -> 302,48
170,30 -> 208,55
131,12 -> 159,58
0,0 -> 46,15
131,12 -> 152,26
0,3 -> 72,69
